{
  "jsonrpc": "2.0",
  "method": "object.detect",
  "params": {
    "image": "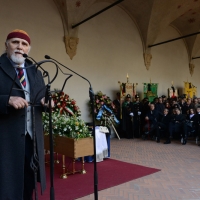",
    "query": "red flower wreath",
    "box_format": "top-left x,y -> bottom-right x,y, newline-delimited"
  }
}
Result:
52,91 -> 81,117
